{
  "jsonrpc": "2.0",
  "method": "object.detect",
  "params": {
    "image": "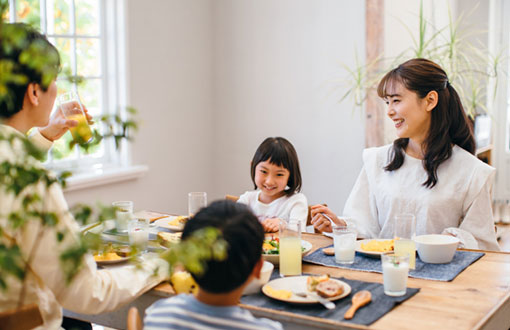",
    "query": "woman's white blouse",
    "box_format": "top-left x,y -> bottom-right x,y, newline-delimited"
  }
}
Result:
344,144 -> 499,250
0,125 -> 169,329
